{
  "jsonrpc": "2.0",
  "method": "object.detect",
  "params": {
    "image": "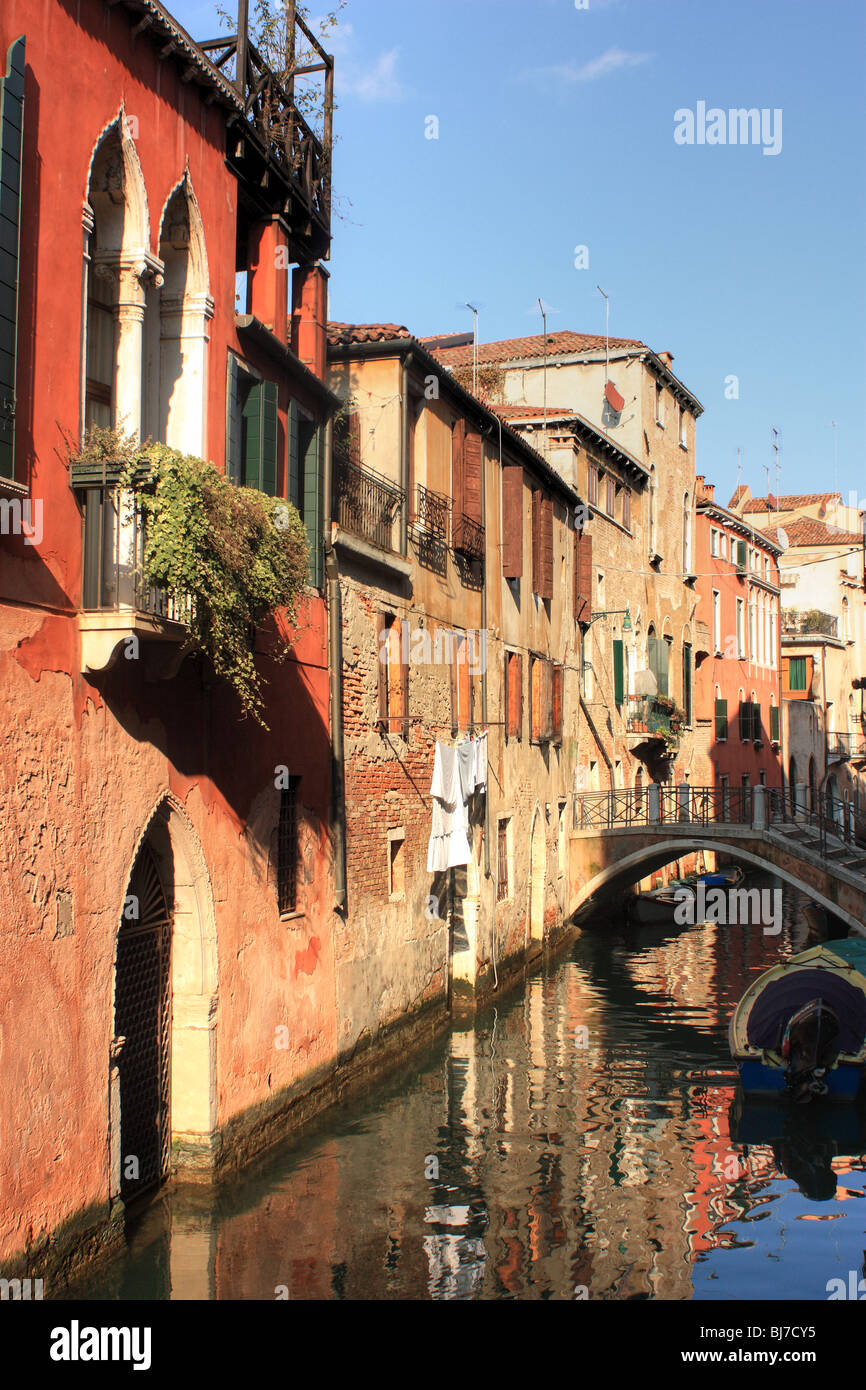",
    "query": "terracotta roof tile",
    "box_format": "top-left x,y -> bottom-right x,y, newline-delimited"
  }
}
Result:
742,492 -> 841,514
728,485 -> 750,507
431,330 -> 645,369
757,517 -> 863,547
